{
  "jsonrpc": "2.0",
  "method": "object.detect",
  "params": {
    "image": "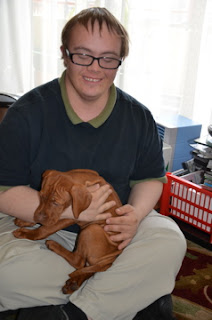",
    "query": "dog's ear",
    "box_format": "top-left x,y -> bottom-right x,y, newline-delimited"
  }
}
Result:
42,170 -> 59,179
41,170 -> 59,189
70,184 -> 92,219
